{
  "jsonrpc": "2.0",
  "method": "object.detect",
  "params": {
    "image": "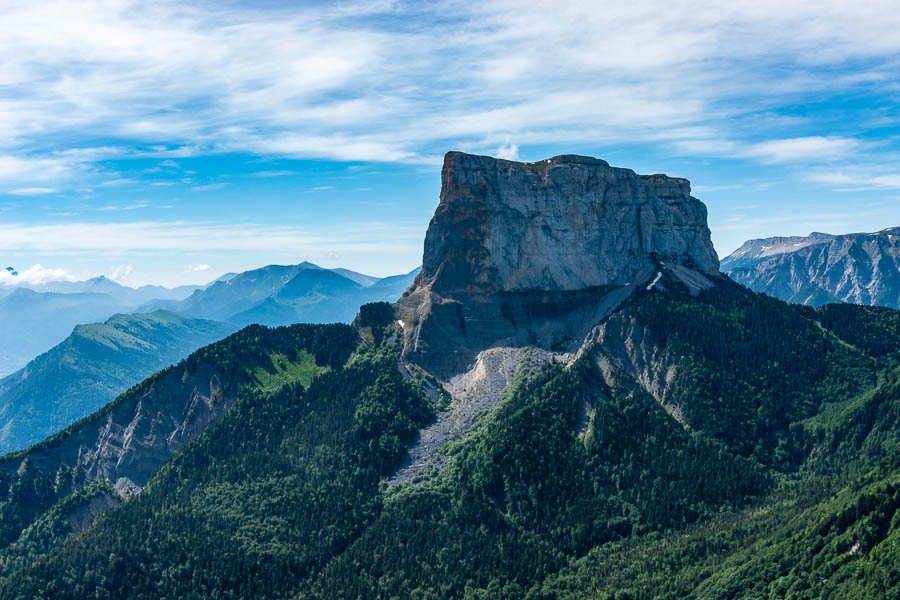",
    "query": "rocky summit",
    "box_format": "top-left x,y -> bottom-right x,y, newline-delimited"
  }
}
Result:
396,151 -> 720,376
722,227 -> 900,308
